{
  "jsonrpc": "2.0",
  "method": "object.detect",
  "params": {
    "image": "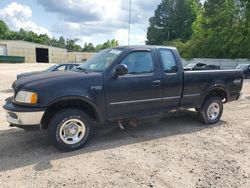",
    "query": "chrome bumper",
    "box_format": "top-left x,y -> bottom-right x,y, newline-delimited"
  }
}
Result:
5,110 -> 45,126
